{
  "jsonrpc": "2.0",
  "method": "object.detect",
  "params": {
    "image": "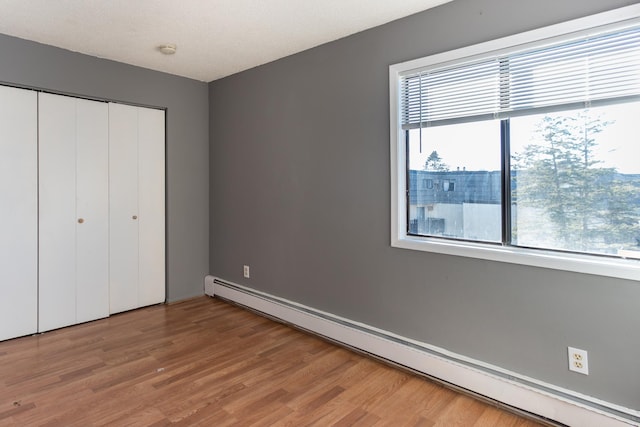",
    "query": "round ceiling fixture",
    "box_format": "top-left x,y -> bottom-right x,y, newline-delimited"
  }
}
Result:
158,44 -> 177,55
